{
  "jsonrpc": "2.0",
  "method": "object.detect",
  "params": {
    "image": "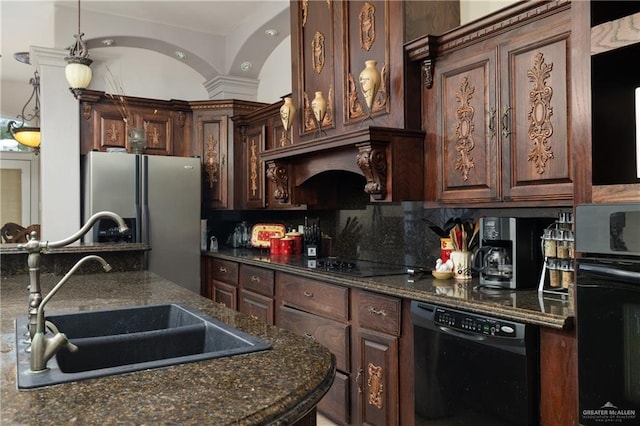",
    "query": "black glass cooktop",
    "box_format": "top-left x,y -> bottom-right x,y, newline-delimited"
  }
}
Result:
309,257 -> 408,278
